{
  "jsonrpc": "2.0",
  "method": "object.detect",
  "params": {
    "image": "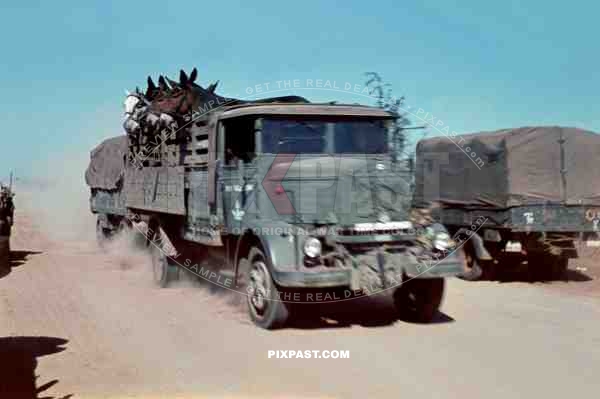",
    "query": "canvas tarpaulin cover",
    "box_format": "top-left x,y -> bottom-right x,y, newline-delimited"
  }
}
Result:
85,135 -> 128,190
415,126 -> 600,208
